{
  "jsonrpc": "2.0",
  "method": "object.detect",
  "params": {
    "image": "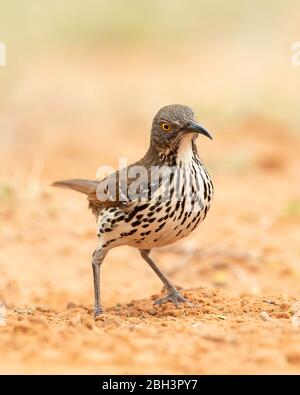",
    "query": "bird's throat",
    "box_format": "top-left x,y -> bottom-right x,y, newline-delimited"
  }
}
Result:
146,134 -> 199,167
176,134 -> 198,164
